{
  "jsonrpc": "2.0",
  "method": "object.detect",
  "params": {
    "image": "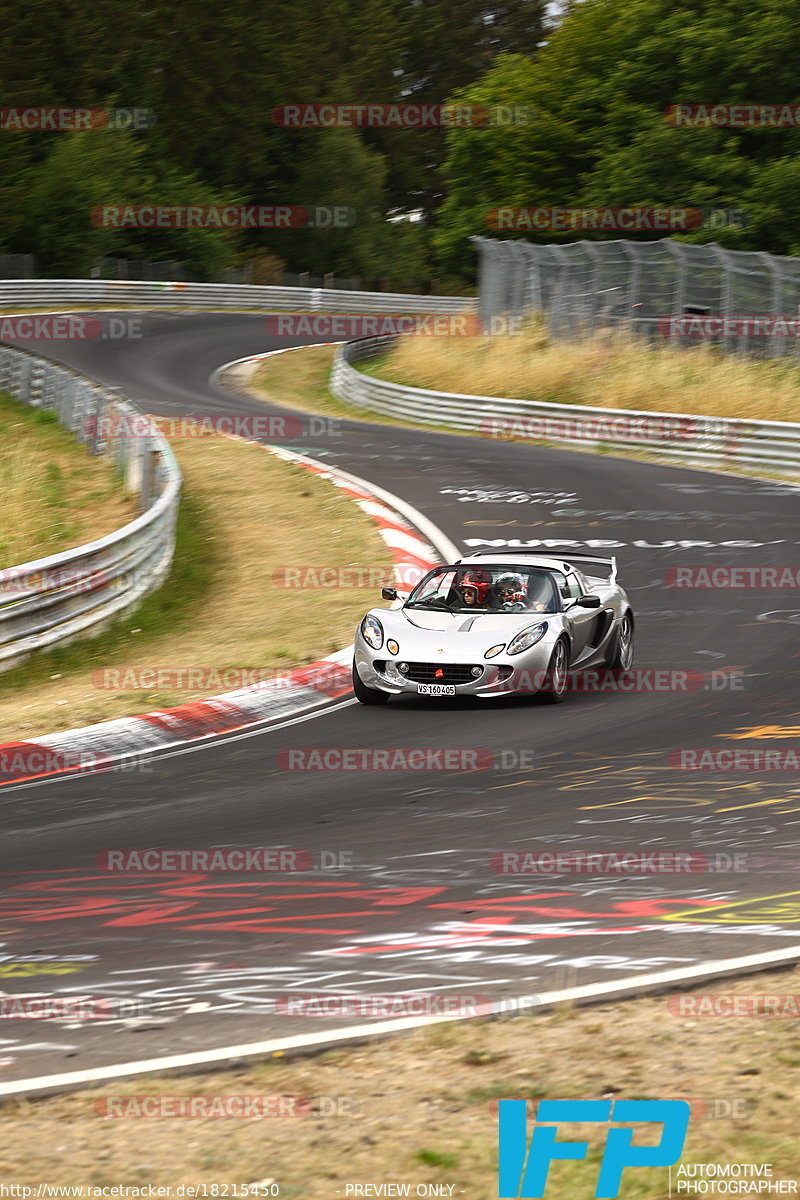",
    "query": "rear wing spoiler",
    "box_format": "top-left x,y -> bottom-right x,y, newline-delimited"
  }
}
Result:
460,548 -> 618,583
549,551 -> 618,583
